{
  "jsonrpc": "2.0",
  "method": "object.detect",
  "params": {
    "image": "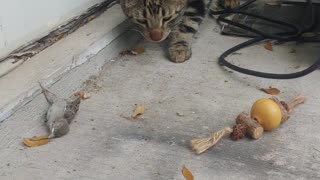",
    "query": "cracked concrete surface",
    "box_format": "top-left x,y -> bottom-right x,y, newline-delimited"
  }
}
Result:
0,18 -> 320,179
